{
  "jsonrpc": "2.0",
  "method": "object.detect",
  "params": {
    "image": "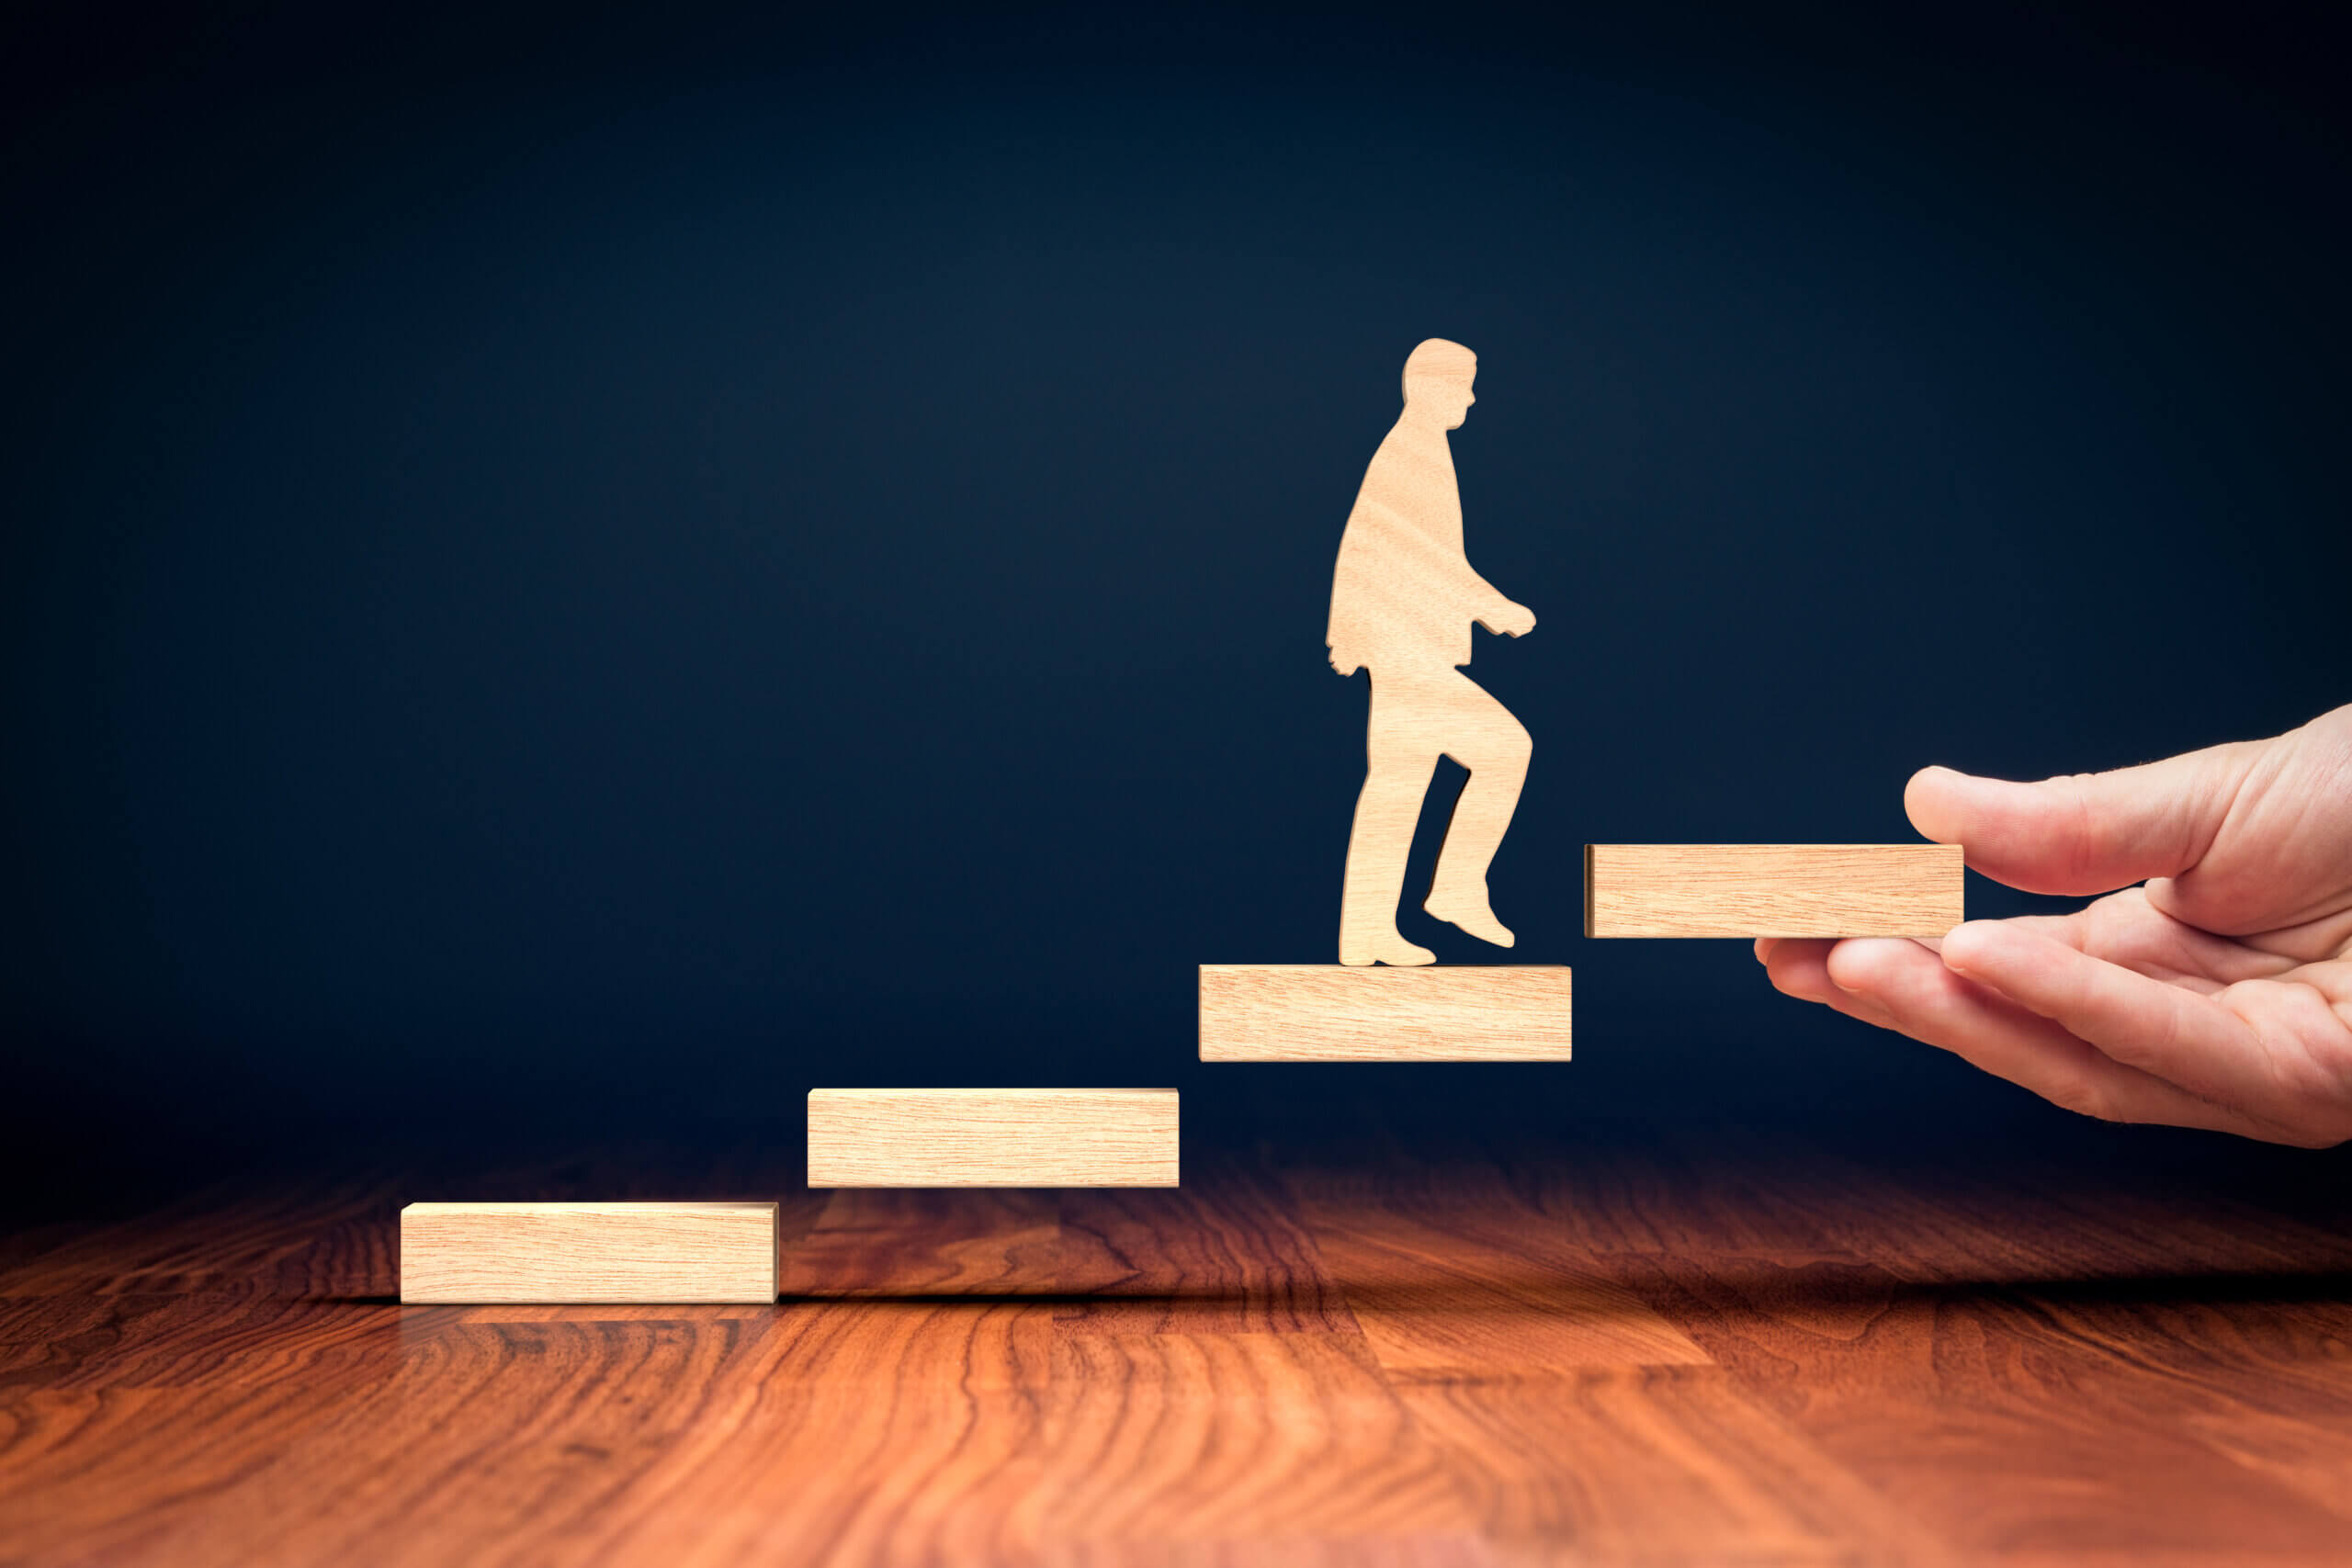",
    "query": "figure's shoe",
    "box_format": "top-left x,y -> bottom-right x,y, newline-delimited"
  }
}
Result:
1424,883 -> 1516,948
1339,927 -> 1437,967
